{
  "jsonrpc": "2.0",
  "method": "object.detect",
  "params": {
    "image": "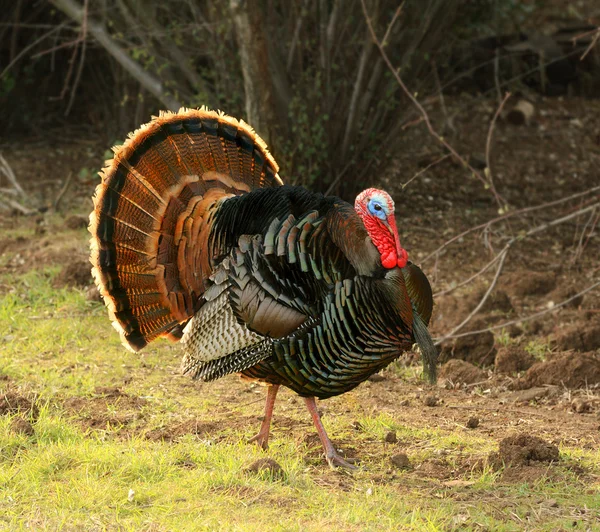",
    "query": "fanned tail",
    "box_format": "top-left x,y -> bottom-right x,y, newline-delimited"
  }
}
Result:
89,108 -> 283,351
